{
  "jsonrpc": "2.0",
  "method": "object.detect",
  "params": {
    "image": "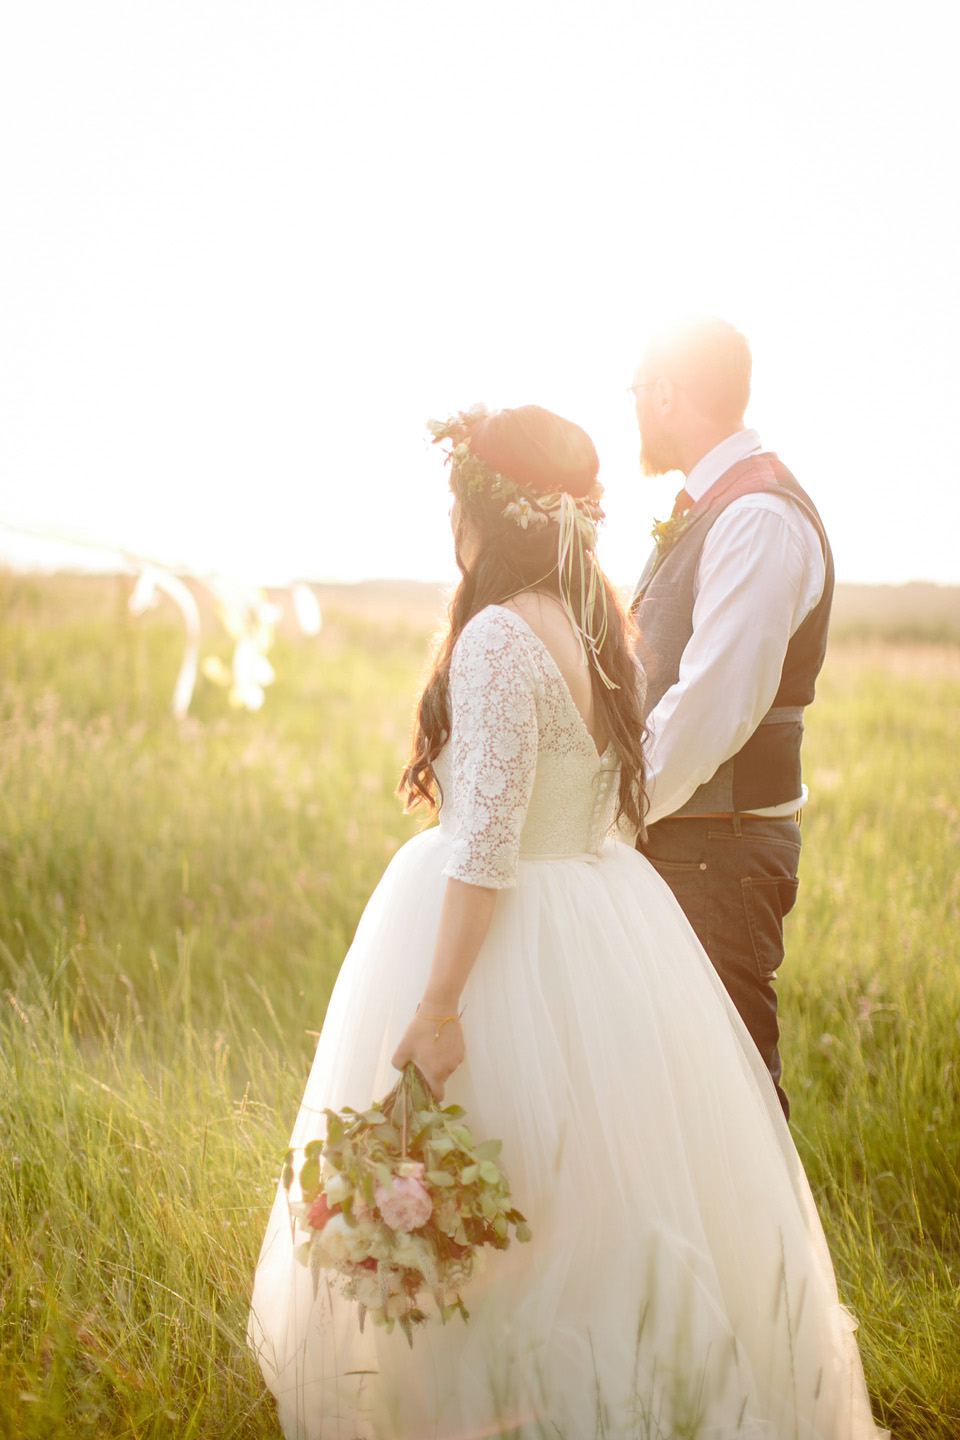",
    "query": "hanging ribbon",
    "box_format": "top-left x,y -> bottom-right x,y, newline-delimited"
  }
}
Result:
553,493 -> 618,691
